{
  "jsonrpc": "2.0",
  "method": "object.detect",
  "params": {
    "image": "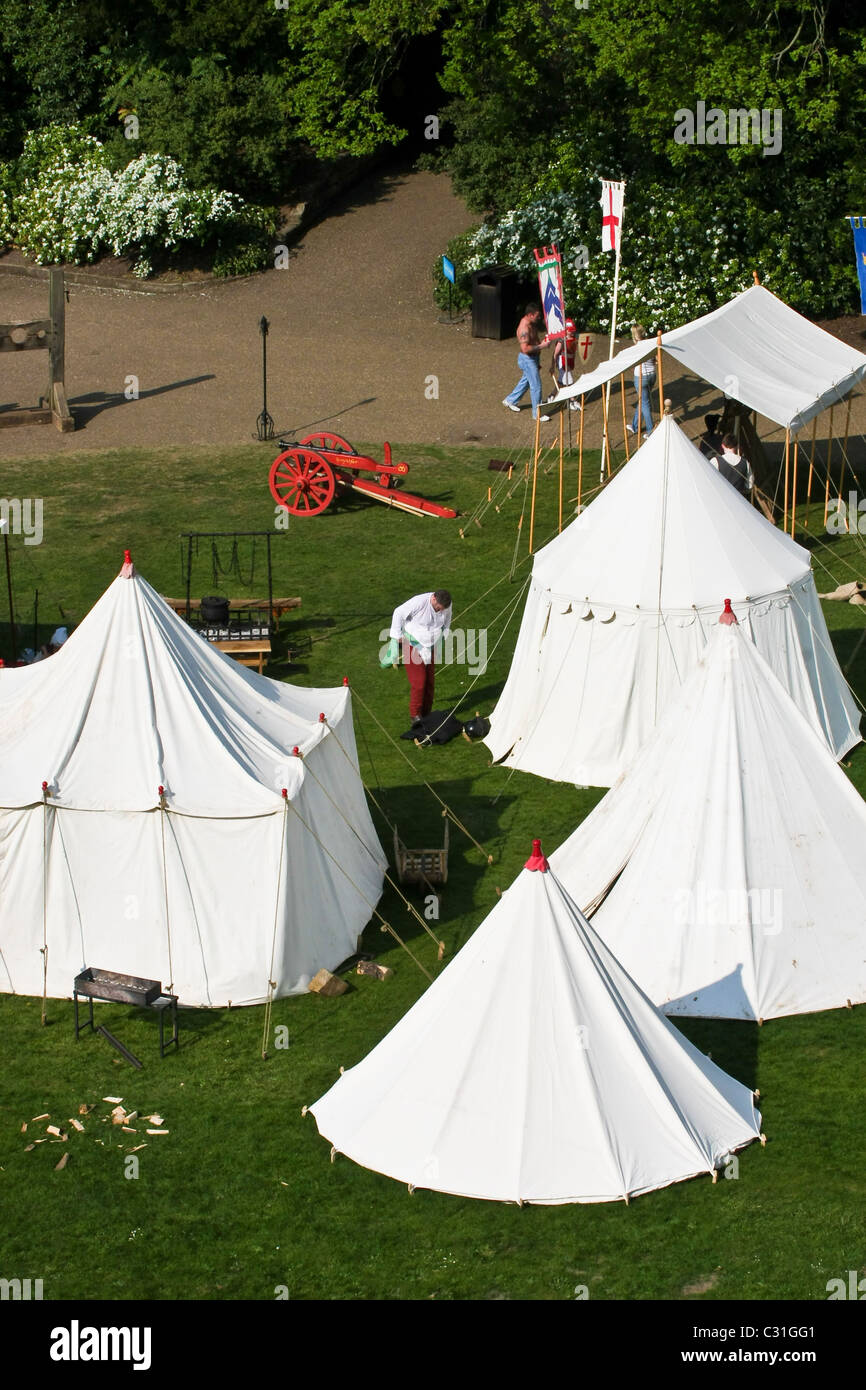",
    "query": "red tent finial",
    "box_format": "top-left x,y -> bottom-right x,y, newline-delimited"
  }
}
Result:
524,838 -> 549,872
719,598 -> 738,626
120,548 -> 135,578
